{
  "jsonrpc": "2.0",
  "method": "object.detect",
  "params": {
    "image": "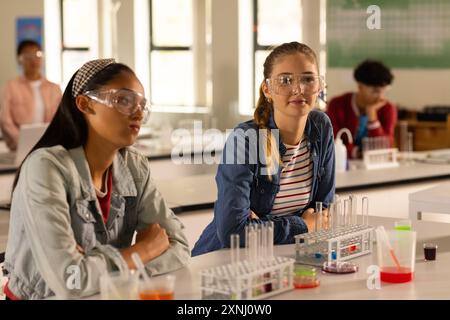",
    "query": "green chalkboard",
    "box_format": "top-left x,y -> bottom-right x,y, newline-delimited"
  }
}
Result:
327,0 -> 450,68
